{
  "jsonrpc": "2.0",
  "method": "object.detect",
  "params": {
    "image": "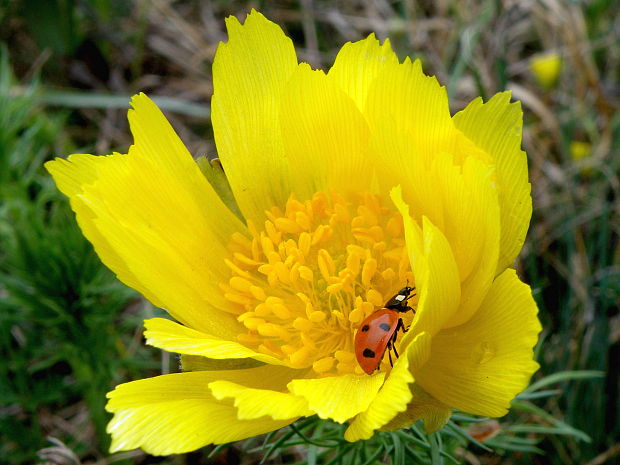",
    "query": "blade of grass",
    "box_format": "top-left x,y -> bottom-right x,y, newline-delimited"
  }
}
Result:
522,370 -> 604,394
445,421 -> 493,452
511,399 -> 592,443
21,89 -> 212,119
